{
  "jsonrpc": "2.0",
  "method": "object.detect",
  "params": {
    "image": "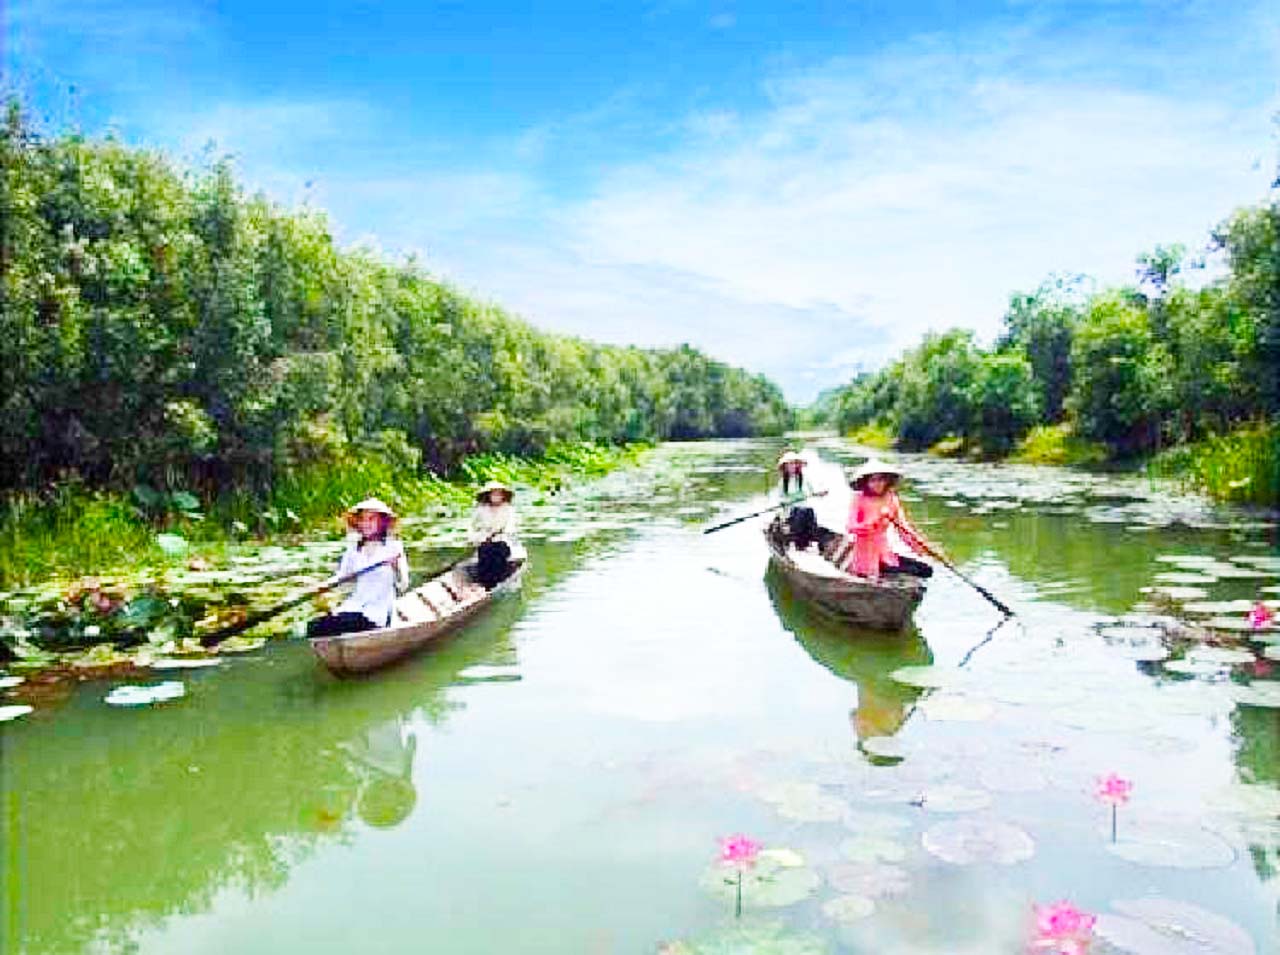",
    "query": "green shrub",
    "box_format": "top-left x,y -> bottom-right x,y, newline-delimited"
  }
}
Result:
1149,421 -> 1280,505
1009,423 -> 1108,466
